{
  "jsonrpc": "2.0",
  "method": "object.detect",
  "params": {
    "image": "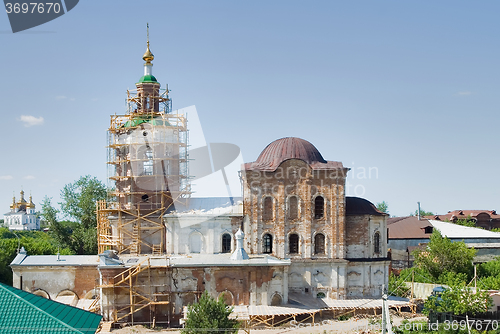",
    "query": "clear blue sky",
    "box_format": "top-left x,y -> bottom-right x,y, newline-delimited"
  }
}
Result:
1,1 -> 499,217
